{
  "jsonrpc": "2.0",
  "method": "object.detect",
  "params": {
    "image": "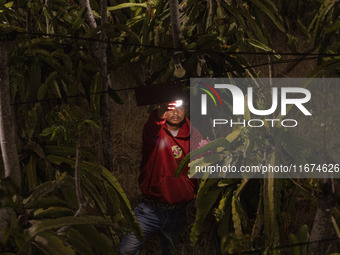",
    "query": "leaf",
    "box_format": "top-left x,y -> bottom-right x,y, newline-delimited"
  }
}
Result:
250,186 -> 263,243
247,39 -> 281,59
37,71 -> 58,100
46,156 -> 101,179
289,233 -> 301,255
190,179 -> 223,245
27,103 -> 42,140
40,127 -> 56,137
324,20 -> 340,35
45,156 -> 143,241
79,119 -> 100,130
297,20 -> 310,39
29,61 -> 41,100
231,195 -> 243,238
42,7 -> 52,21
219,1 -> 244,28
175,137 -> 231,177
44,146 -> 94,160
71,6 -> 86,31
332,216 -> 340,238
28,216 -> 114,237
108,87 -> 124,104
107,3 -> 147,12
33,207 -> 73,219
216,189 -> 234,240
26,155 -> 38,193
188,152 -> 225,177
4,2 -> 14,8
65,228 -> 95,255
217,178 -> 239,188
237,7 -> 268,44
226,128 -> 241,142
23,176 -> 66,209
52,80 -> 62,98
104,182 -> 121,222
248,0 -> 285,33
297,225 -> 309,255
82,176 -> 107,215
90,72 -> 102,112
310,1 -> 335,48
263,152 -> 280,246
34,197 -> 69,209
101,167 -> 143,241
34,232 -> 75,255
333,208 -> 340,231
75,225 -> 116,254
234,178 -> 249,198
231,179 -> 249,238
25,142 -> 45,159
243,138 -> 250,158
